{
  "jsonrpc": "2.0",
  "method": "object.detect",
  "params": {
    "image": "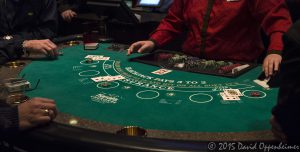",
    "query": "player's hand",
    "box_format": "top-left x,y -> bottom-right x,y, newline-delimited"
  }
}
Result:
61,10 -> 77,22
263,54 -> 282,77
23,39 -> 58,58
270,115 -> 287,142
127,40 -> 155,55
18,97 -> 57,131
